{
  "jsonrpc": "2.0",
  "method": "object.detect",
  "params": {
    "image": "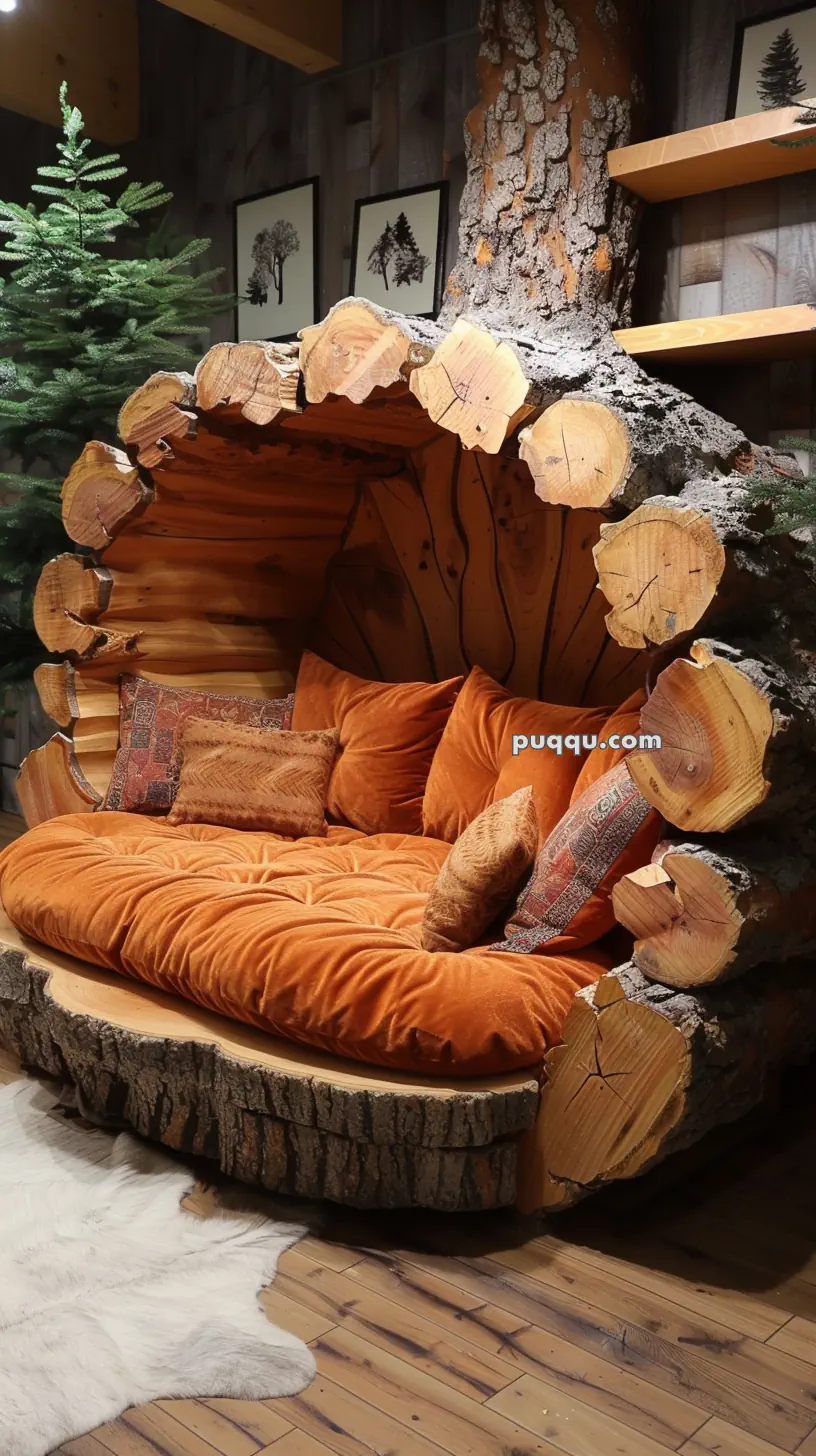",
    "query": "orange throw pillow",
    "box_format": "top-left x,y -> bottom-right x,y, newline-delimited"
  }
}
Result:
422,786 -> 539,953
422,666 -> 611,844
291,650 -> 462,835
571,687 -> 648,799
489,762 -> 663,956
166,720 -> 339,837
